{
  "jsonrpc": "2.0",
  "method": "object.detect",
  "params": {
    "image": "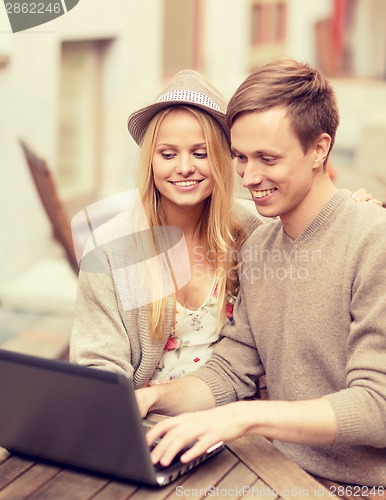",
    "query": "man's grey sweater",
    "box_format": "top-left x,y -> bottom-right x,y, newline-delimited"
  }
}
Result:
194,190 -> 386,486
